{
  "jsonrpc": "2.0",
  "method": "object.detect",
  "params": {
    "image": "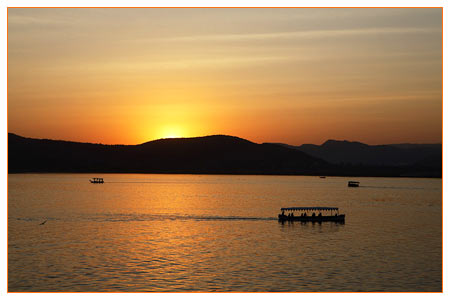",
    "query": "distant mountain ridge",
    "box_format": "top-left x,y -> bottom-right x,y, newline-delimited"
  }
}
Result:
8,133 -> 329,175
8,133 -> 441,177
275,139 -> 441,167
